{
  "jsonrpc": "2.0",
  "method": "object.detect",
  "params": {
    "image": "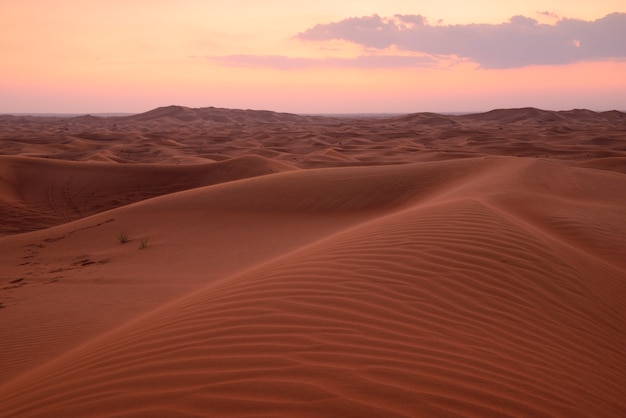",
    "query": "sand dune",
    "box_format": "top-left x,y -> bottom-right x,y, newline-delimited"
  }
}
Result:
1,107 -> 625,417
2,106 -> 625,168
0,154 -> 297,235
